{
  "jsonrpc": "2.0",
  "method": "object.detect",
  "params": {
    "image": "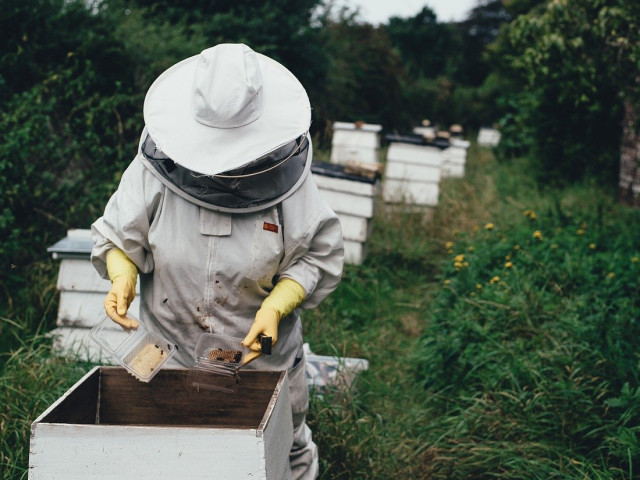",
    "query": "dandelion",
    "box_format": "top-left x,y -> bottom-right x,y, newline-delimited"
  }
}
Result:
607,272 -> 615,279
485,223 -> 494,230
505,261 -> 513,269
454,254 -> 465,263
443,279 -> 451,285
490,276 -> 500,284
632,256 -> 639,264
467,246 -> 474,252
523,209 -> 536,220
505,254 -> 511,261
476,284 -> 483,290
513,244 -> 520,251
589,243 -> 596,250
445,241 -> 454,250
577,229 -> 585,236
533,230 -> 543,240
